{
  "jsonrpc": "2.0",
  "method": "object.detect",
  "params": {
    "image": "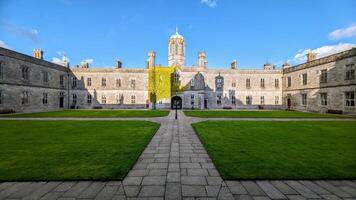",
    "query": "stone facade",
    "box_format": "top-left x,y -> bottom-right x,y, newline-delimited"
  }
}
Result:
0,31 -> 355,114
